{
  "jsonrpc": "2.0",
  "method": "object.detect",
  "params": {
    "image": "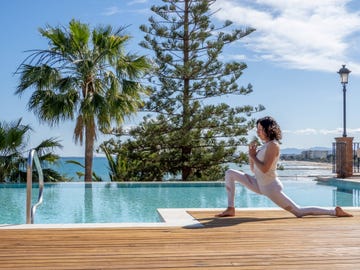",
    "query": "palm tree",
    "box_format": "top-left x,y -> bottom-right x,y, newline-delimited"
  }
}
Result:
0,119 -> 65,182
16,19 -> 150,181
11,137 -> 68,183
0,119 -> 31,182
